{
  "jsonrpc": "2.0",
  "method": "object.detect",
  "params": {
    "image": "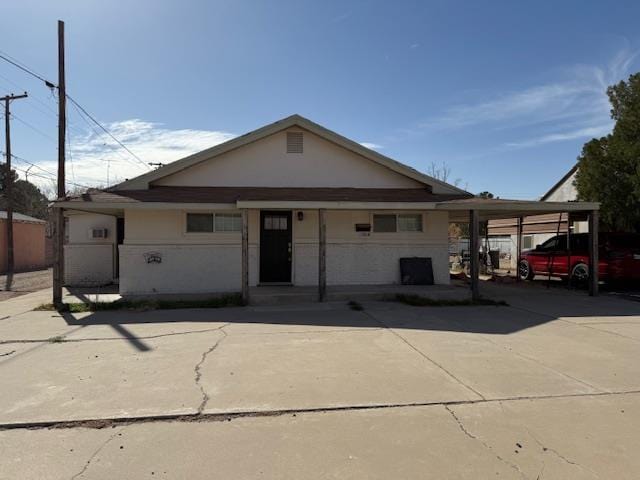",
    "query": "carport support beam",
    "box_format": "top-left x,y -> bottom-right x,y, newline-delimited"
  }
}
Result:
516,216 -> 523,282
318,208 -> 326,302
588,210 -> 599,297
241,209 -> 249,305
470,209 -> 480,301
